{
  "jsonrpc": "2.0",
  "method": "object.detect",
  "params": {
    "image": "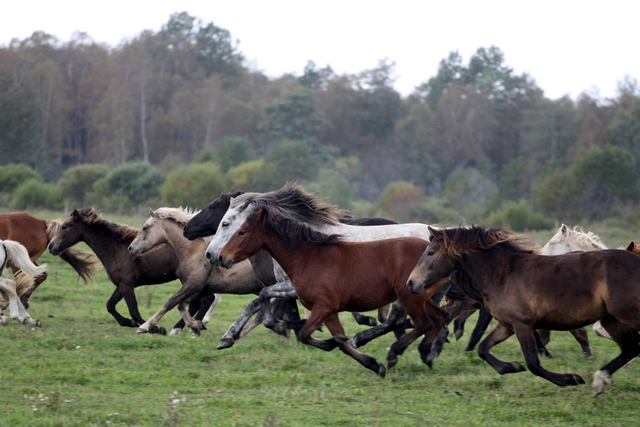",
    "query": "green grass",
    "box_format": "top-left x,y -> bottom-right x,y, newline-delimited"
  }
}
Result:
1,211 -> 639,426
